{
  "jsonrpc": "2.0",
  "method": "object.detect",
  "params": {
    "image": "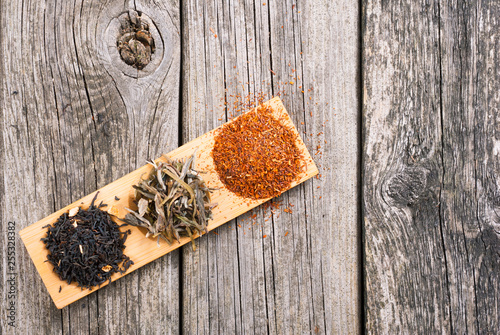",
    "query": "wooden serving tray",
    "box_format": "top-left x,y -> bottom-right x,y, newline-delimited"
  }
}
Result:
19,97 -> 318,309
